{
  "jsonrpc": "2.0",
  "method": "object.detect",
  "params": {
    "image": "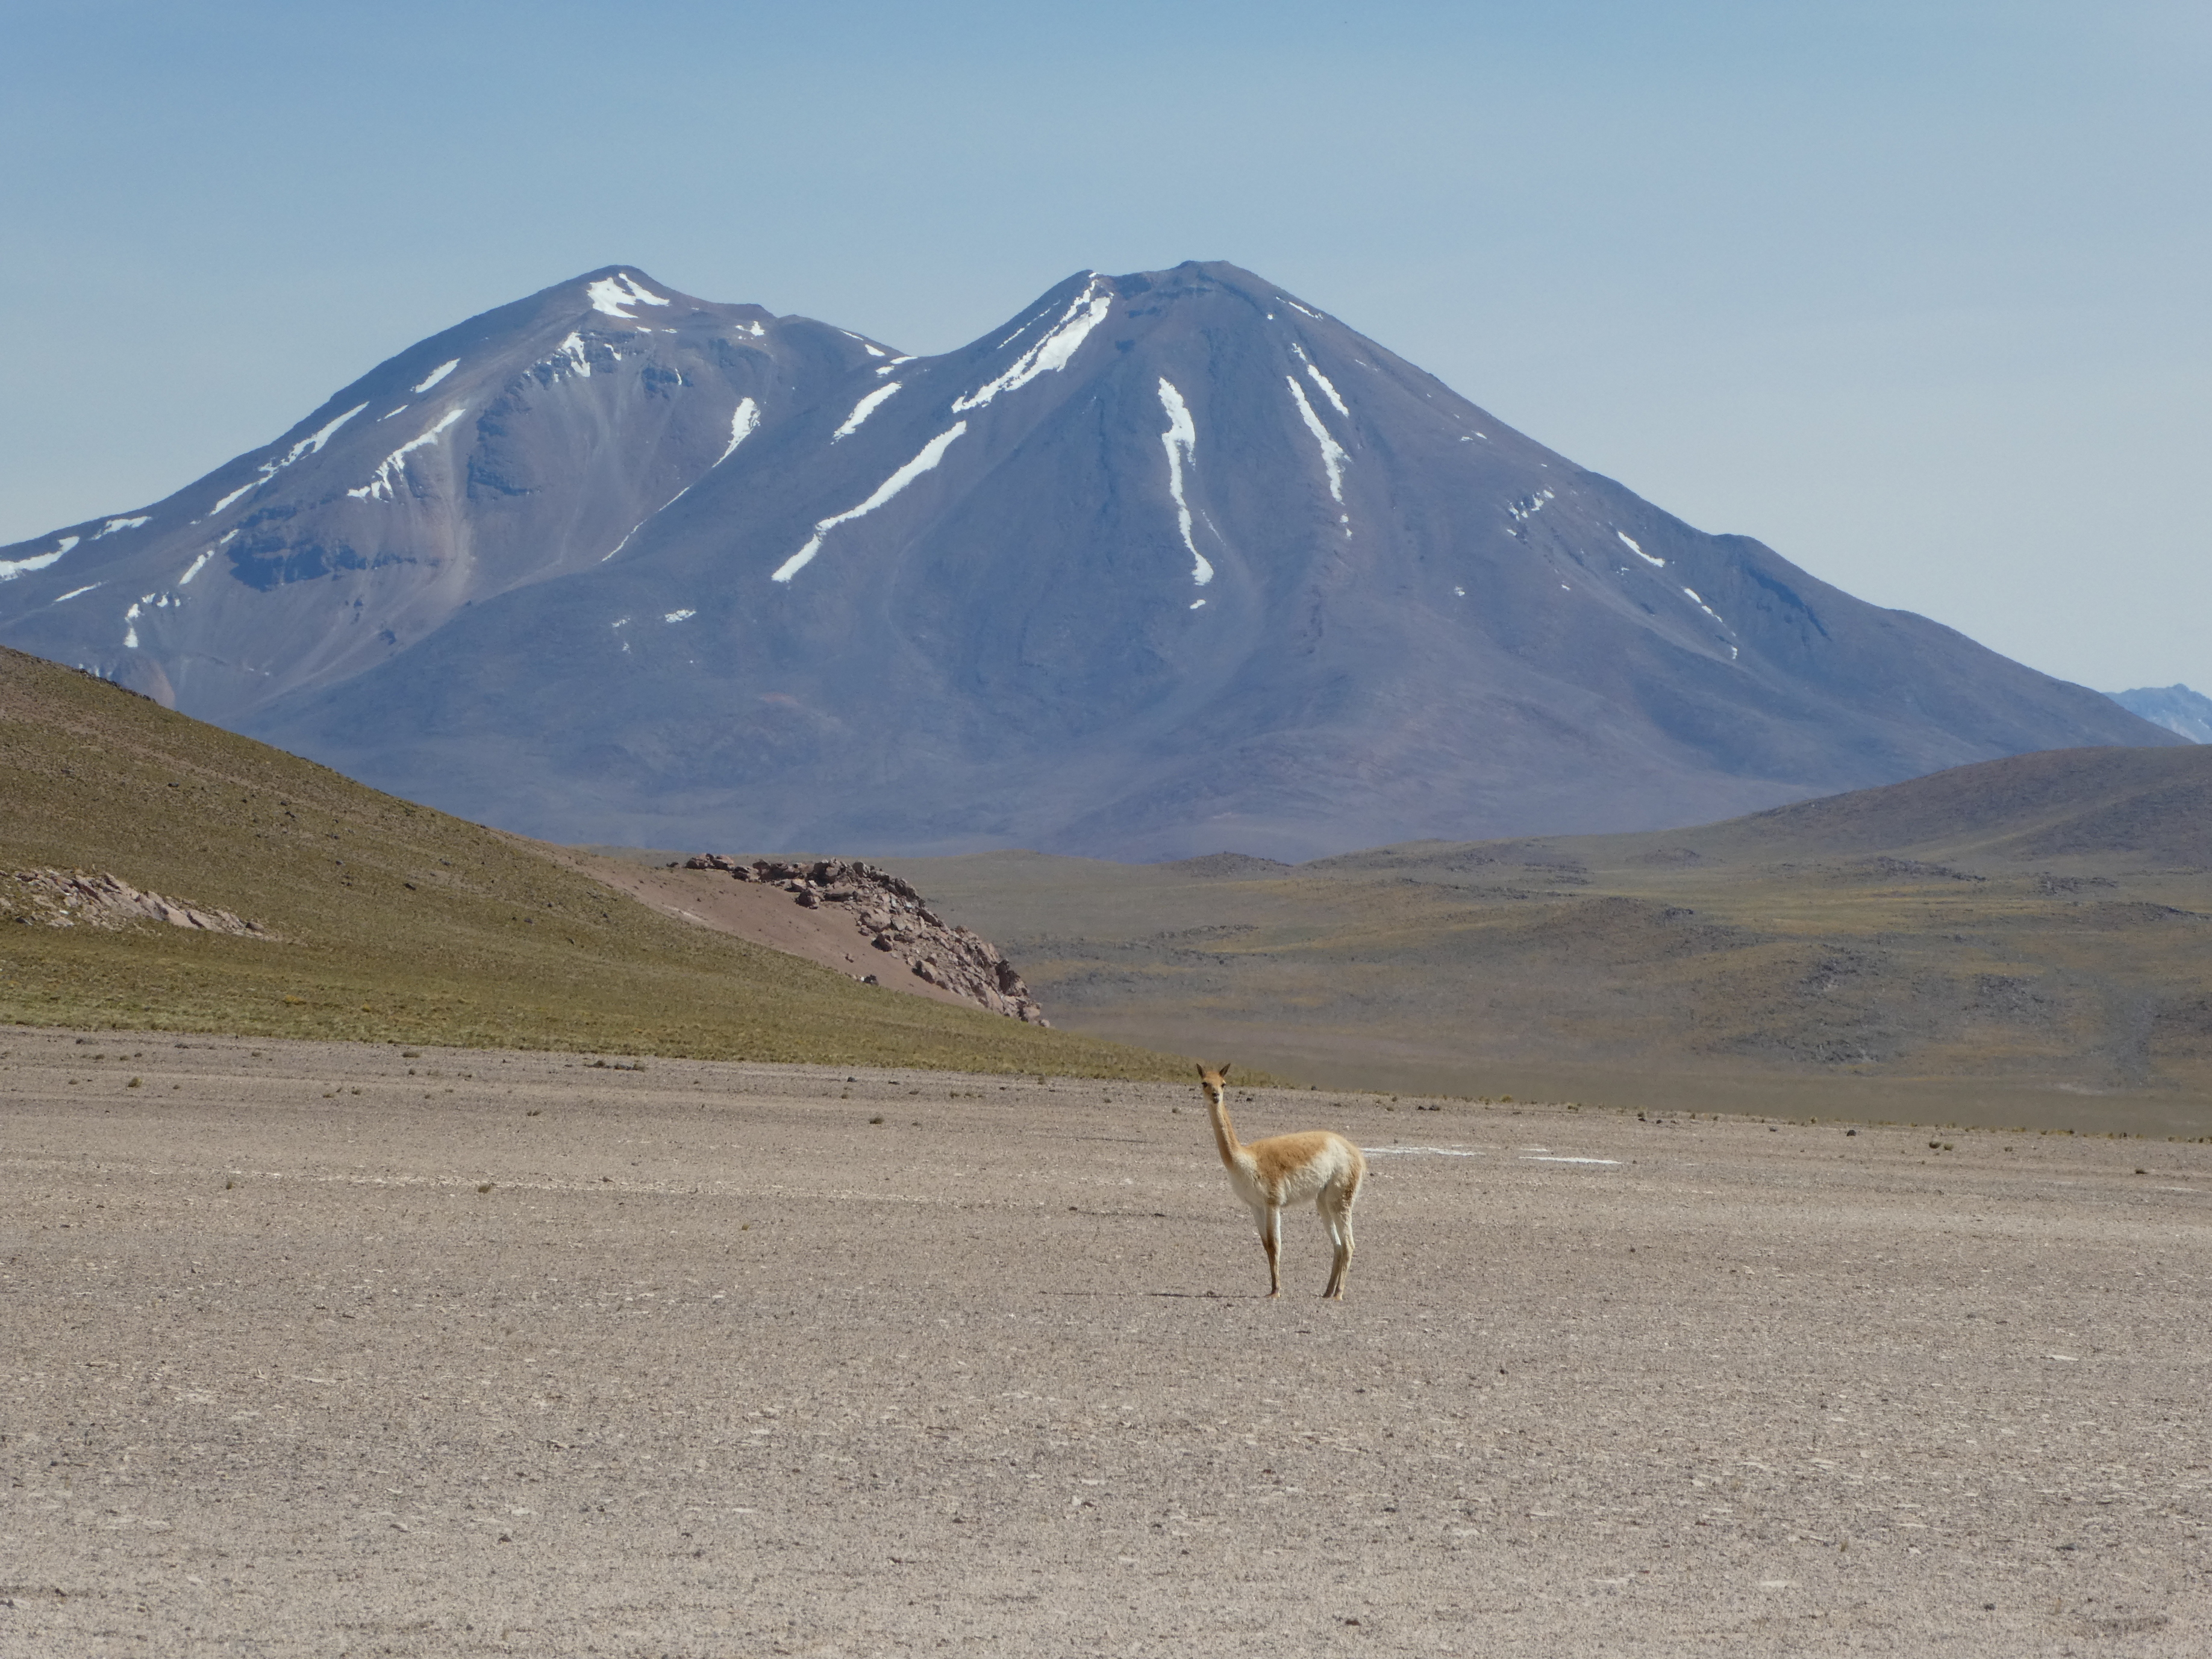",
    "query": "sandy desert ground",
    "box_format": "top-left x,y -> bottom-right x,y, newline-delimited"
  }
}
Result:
3,1025 -> 2208,1657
